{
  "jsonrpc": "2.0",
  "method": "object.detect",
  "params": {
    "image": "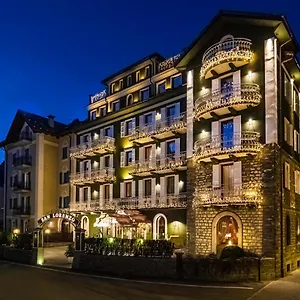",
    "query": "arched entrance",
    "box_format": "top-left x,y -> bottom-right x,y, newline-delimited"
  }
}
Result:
153,213 -> 168,240
35,210 -> 84,267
